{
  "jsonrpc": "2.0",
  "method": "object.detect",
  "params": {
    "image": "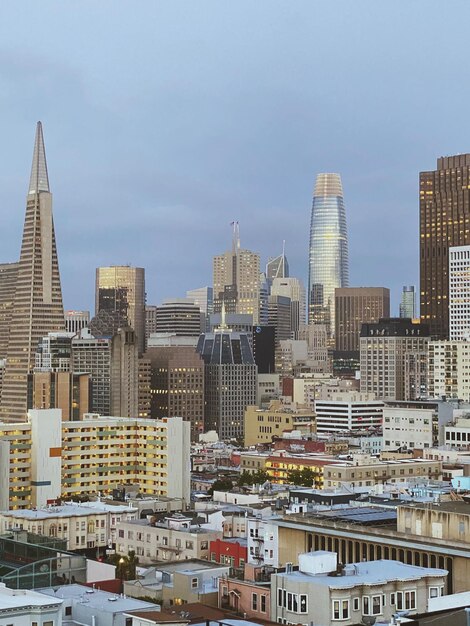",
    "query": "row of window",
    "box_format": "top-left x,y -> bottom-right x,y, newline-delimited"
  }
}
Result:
277,589 -> 308,613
